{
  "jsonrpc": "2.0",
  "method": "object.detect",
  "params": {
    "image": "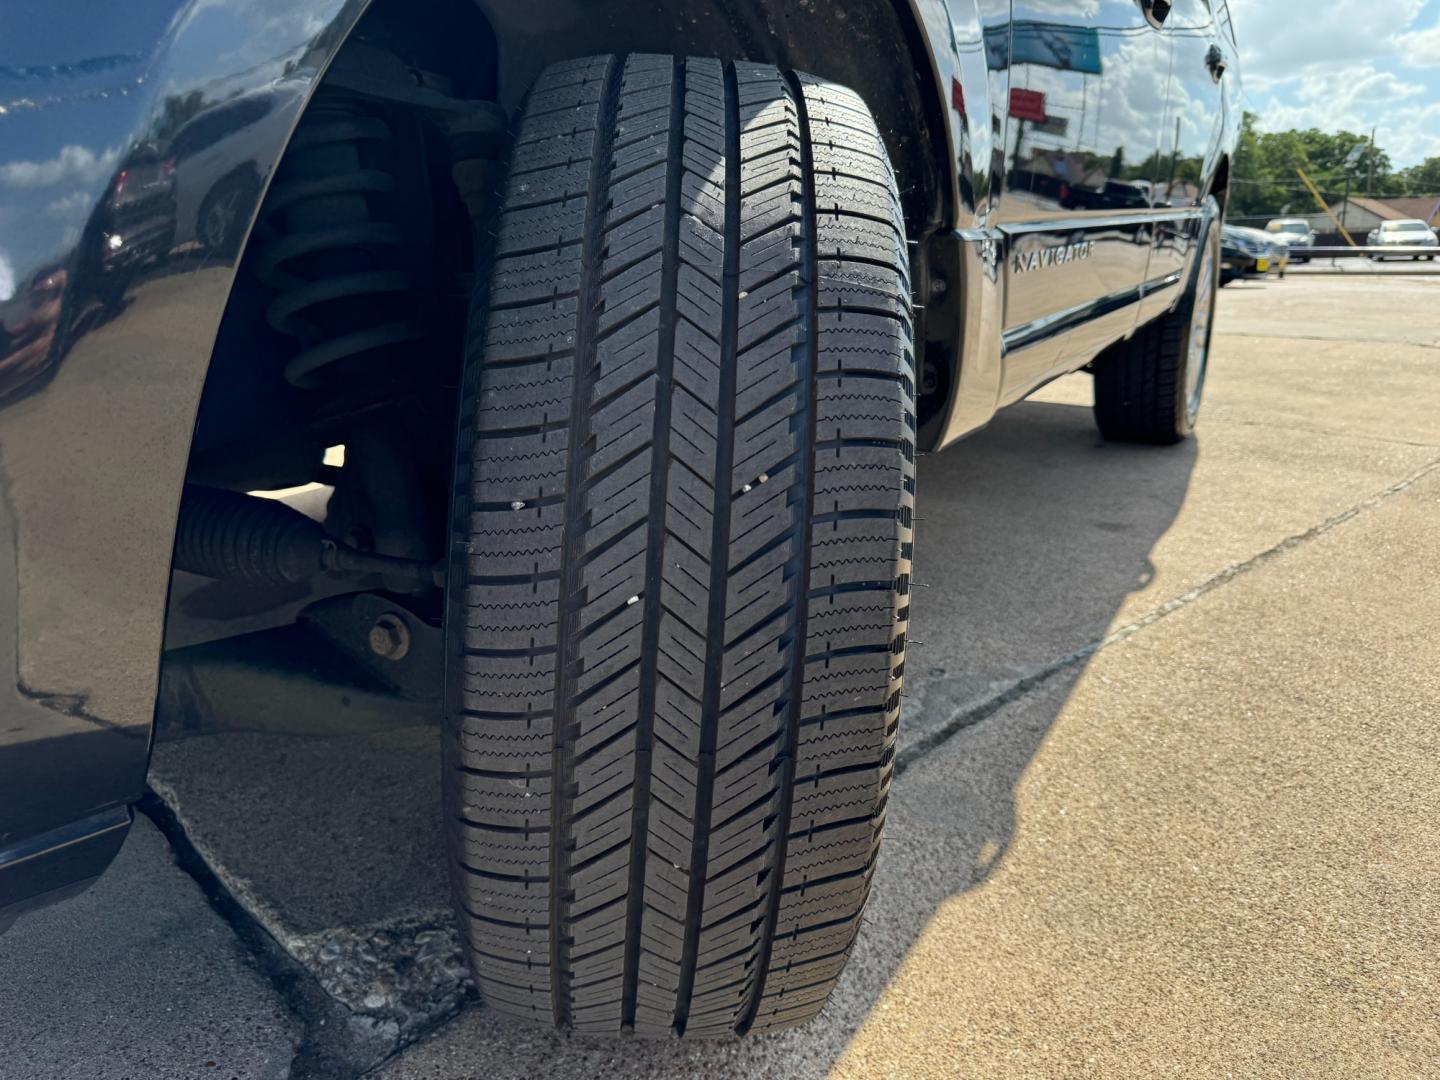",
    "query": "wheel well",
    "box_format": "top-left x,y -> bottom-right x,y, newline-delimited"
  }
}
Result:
195,0 -> 946,477
472,0 -> 948,238
1211,155 -> 1230,215
179,0 -> 945,637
